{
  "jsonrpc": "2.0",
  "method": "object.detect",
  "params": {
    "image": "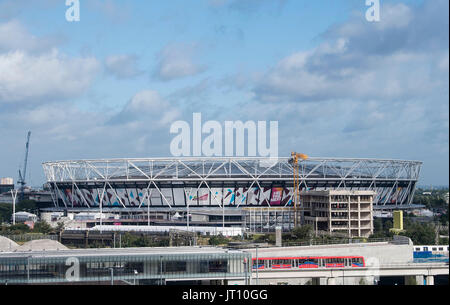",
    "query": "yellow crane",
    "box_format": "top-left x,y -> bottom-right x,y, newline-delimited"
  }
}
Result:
290,152 -> 309,227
